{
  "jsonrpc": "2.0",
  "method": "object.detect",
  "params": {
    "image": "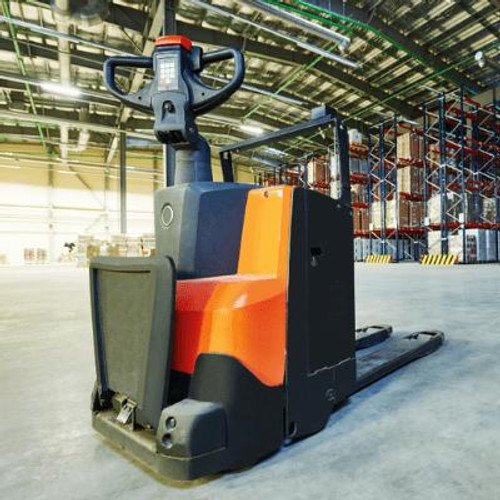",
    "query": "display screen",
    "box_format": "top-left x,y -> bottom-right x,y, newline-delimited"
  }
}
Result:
157,54 -> 179,91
